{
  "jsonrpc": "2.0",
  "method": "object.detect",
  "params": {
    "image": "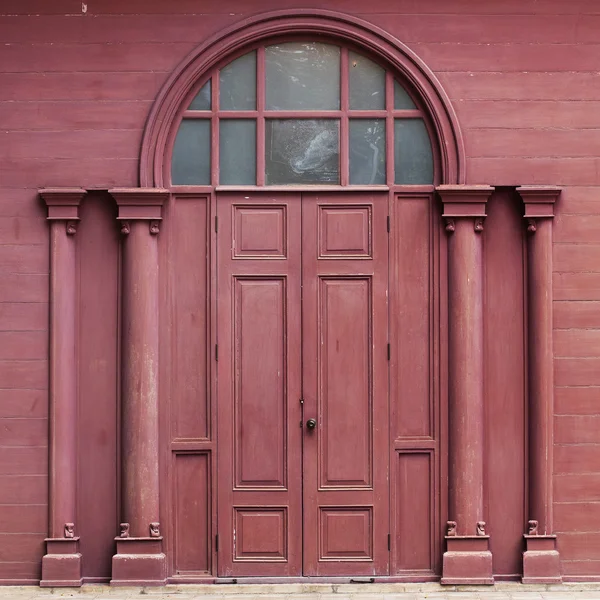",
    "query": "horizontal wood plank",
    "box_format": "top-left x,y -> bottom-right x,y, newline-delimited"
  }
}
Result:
0,304 -> 47,332
0,361 -> 47,390
0,534 -> 44,563
0,390 -> 47,418
0,246 -> 47,275
555,474 -> 600,502
0,418 -> 47,447
555,445 -> 600,475
0,476 -> 46,504
555,386 -> 600,415
0,447 -> 46,475
555,358 -> 600,387
559,533 -> 600,561
555,416 -> 600,445
555,329 -> 600,358
438,72 -> 600,101
555,503 -> 600,533
0,505 -> 46,534
0,100 -> 152,131
0,72 -> 167,102
554,273 -> 600,301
